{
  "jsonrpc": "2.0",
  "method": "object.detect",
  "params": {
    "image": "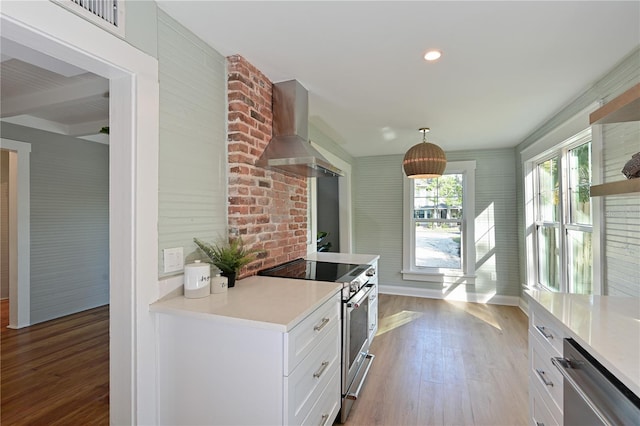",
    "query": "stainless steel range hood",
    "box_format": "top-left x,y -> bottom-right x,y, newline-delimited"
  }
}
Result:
256,80 -> 343,177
